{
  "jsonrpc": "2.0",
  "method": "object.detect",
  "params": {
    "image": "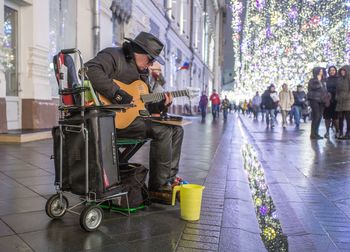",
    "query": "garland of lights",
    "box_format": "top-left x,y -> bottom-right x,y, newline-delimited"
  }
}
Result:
241,143 -> 288,251
230,0 -> 350,97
